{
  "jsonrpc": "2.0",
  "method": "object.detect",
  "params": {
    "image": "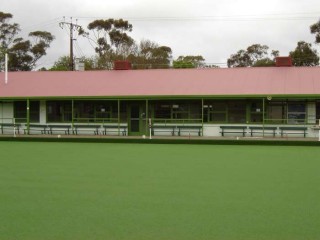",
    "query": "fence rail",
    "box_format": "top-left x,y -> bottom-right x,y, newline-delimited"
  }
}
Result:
73,118 -> 120,123
152,118 -> 202,125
